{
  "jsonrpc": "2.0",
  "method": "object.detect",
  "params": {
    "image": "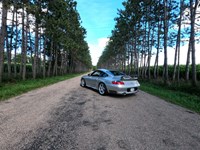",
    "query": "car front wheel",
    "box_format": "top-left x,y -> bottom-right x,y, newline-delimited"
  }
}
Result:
98,83 -> 107,95
80,78 -> 86,87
